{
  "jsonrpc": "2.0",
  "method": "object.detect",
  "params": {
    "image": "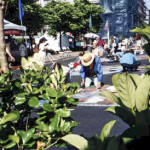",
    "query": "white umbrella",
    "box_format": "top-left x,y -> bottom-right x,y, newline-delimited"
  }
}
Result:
84,33 -> 99,38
